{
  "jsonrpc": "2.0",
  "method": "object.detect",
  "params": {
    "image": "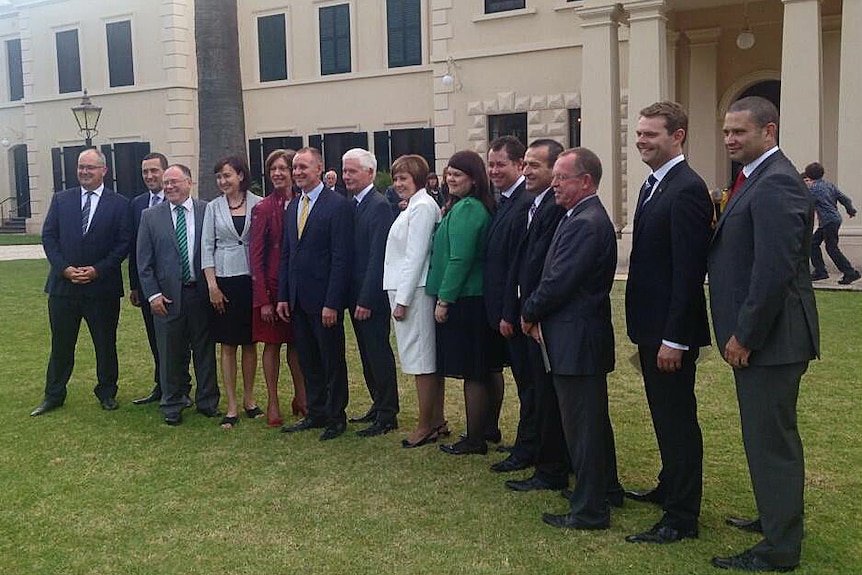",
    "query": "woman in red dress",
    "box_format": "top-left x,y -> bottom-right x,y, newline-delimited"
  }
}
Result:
249,149 -> 307,427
